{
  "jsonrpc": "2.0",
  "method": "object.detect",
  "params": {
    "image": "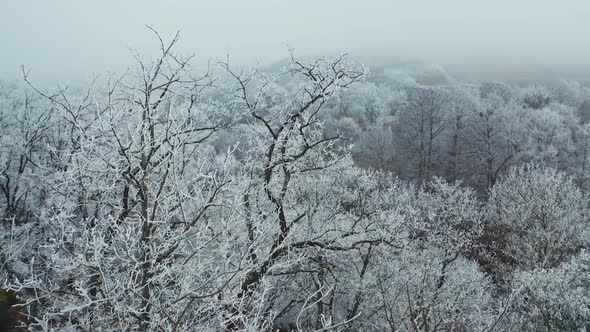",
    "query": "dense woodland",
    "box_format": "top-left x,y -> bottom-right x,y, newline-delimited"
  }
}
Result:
1,33 -> 590,331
